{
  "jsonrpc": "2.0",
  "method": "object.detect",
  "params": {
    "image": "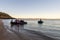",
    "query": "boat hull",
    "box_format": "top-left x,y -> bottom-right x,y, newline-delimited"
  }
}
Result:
11,22 -> 27,25
38,21 -> 43,24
